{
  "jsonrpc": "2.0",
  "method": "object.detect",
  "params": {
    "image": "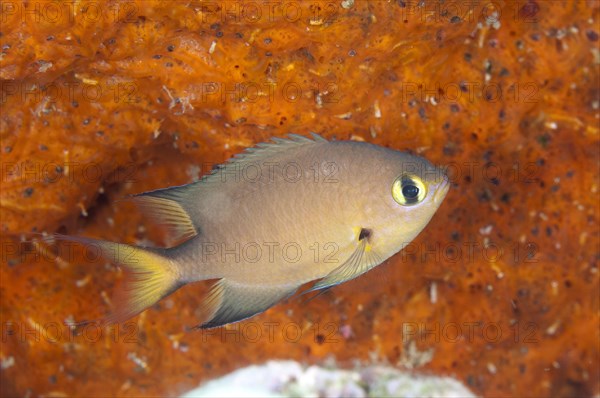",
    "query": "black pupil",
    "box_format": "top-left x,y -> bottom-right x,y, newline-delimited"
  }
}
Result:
402,184 -> 419,199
